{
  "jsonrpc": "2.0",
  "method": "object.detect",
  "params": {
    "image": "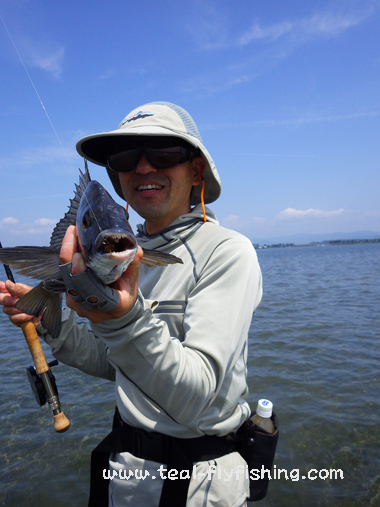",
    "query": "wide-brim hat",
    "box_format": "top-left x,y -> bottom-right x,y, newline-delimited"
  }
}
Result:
76,101 -> 221,206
